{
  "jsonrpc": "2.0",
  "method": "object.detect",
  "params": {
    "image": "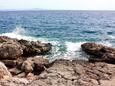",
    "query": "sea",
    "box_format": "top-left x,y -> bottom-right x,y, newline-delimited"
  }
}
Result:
0,10 -> 115,60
